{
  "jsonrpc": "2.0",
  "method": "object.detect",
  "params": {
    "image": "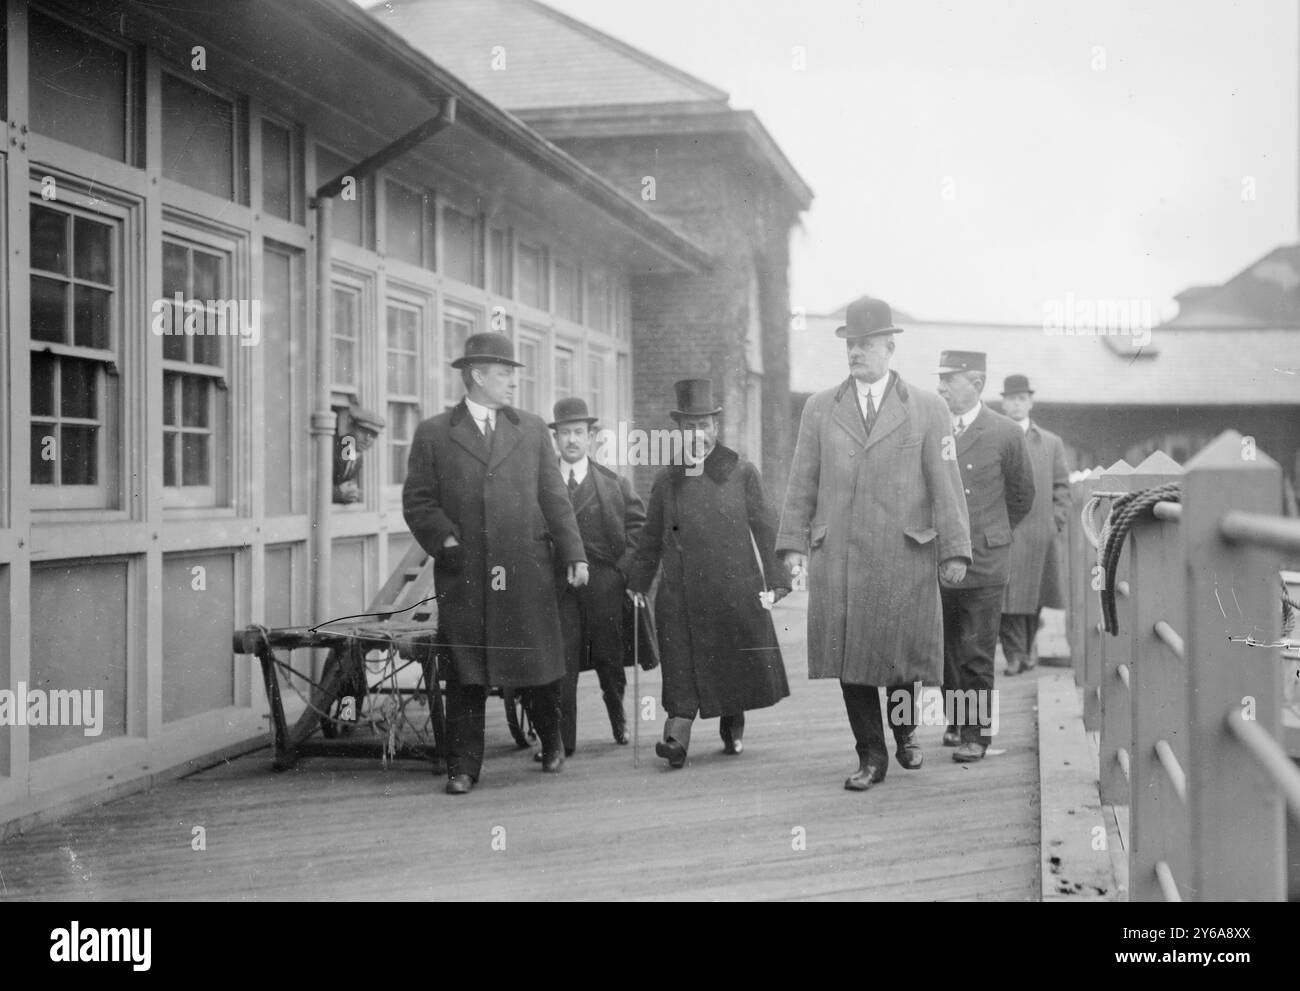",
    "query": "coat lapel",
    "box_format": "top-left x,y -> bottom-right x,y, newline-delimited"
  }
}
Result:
862,371 -> 905,451
956,405 -> 987,457
488,409 -> 522,470
831,378 -> 869,448
449,401 -> 489,465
